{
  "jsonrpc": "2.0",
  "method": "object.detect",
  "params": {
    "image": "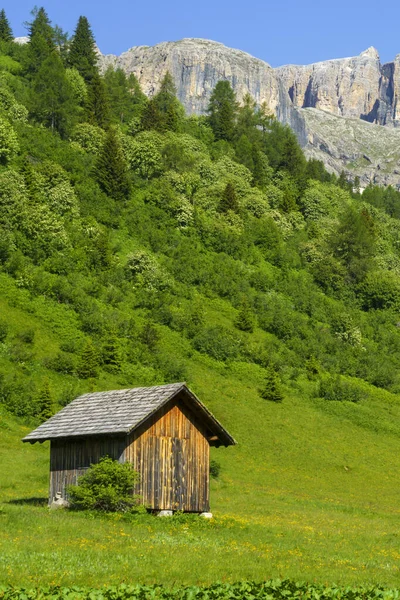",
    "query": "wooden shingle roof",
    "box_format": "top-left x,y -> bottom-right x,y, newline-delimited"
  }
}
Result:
23,383 -> 236,446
